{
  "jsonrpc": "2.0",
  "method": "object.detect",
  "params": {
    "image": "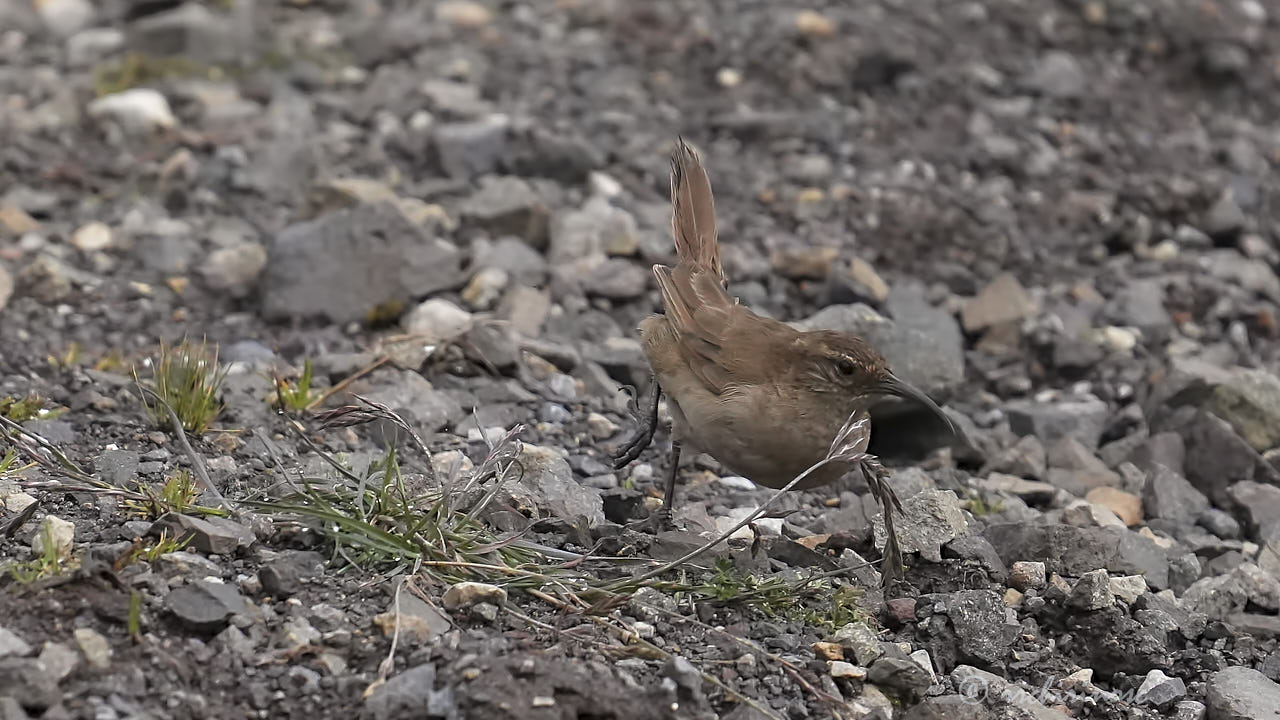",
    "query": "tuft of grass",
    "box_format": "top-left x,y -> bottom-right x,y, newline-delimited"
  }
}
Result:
135,337 -> 228,434
93,52 -> 209,96
694,558 -> 874,632
0,448 -> 19,476
0,393 -> 64,423
272,358 -> 324,413
965,496 -> 1004,517
248,404 -> 541,583
124,470 -> 226,519
3,523 -> 73,585
117,529 -> 193,570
